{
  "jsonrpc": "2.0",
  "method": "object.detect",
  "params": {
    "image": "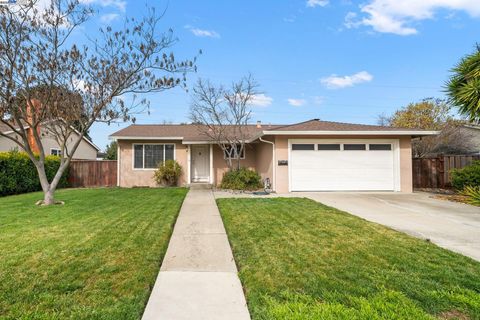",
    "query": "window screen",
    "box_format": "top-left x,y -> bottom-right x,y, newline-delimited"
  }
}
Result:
344,144 -> 366,151
369,144 -> 392,151
318,144 -> 340,151
292,144 -> 315,151
134,145 -> 143,168
165,144 -> 175,160
144,145 -> 164,168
